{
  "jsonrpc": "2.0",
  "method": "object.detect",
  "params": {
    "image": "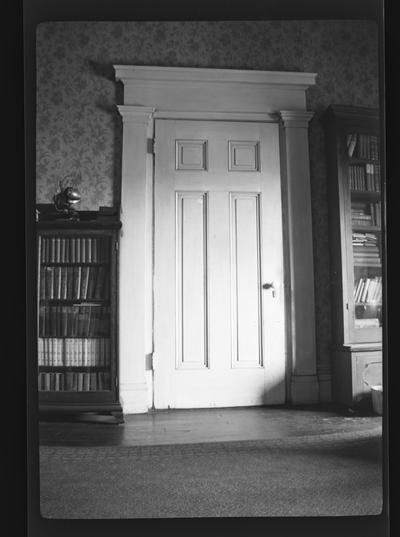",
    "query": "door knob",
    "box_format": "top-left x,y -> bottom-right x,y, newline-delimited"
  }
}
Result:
263,282 -> 276,297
